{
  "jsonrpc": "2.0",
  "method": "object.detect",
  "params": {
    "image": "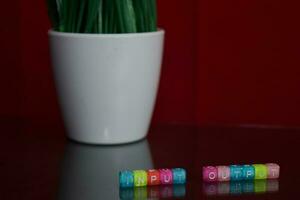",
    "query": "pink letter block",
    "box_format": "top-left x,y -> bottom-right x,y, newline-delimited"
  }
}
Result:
159,169 -> 173,184
203,166 -> 218,182
217,166 -> 230,181
266,163 -> 280,179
